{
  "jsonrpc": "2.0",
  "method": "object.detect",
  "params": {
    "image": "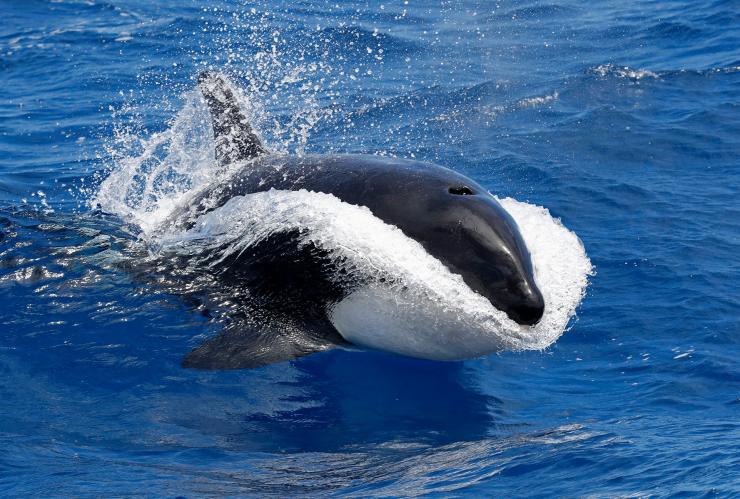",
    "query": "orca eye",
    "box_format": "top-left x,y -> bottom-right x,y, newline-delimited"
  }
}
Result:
449,185 -> 474,196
